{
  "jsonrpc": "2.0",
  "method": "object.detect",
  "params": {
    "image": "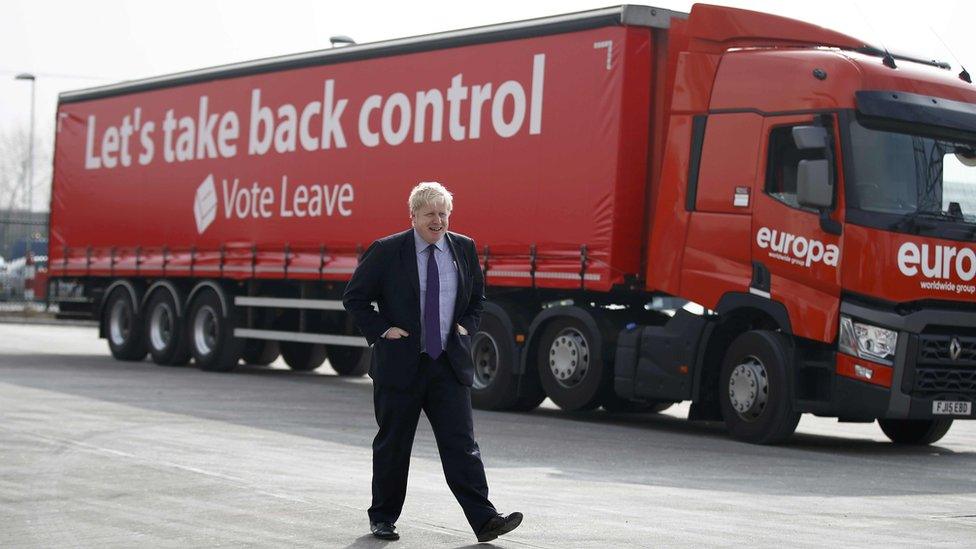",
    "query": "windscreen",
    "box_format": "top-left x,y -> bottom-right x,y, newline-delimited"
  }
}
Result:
847,120 -> 976,223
